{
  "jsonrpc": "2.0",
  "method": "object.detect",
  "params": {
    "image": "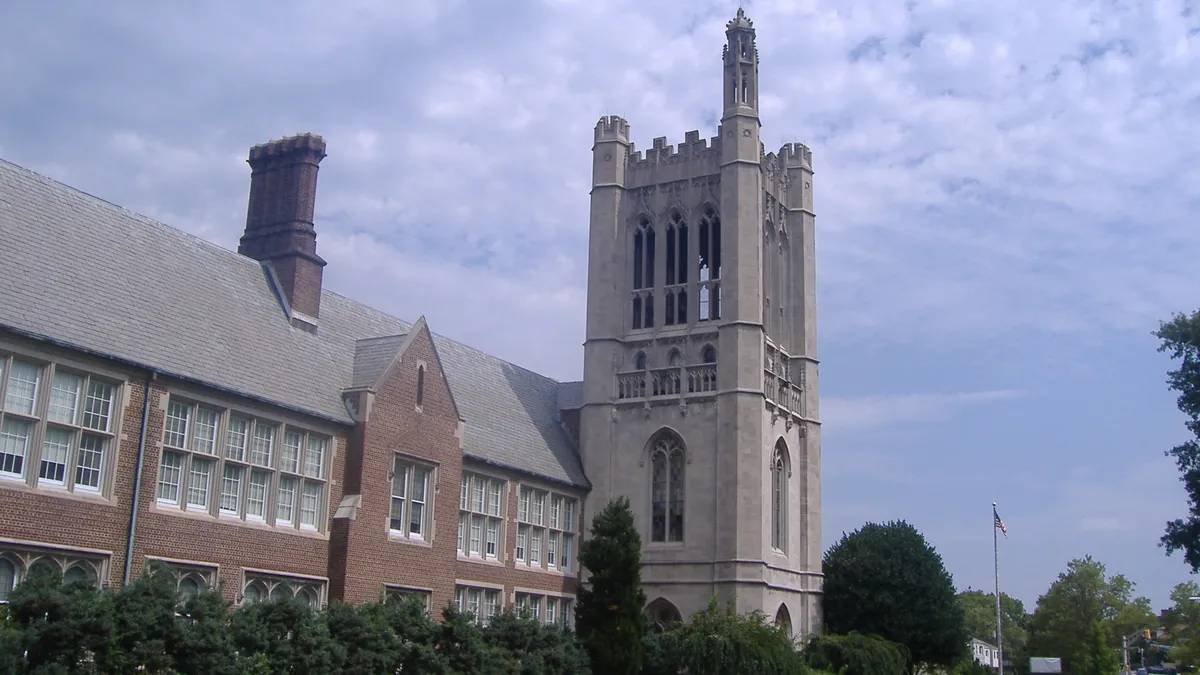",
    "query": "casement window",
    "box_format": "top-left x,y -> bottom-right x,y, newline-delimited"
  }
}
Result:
241,571 -> 325,608
455,585 -> 502,625
156,397 -> 330,533
458,473 -> 505,560
0,354 -> 120,495
390,456 -> 433,540
516,486 -> 578,573
0,546 -> 107,603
